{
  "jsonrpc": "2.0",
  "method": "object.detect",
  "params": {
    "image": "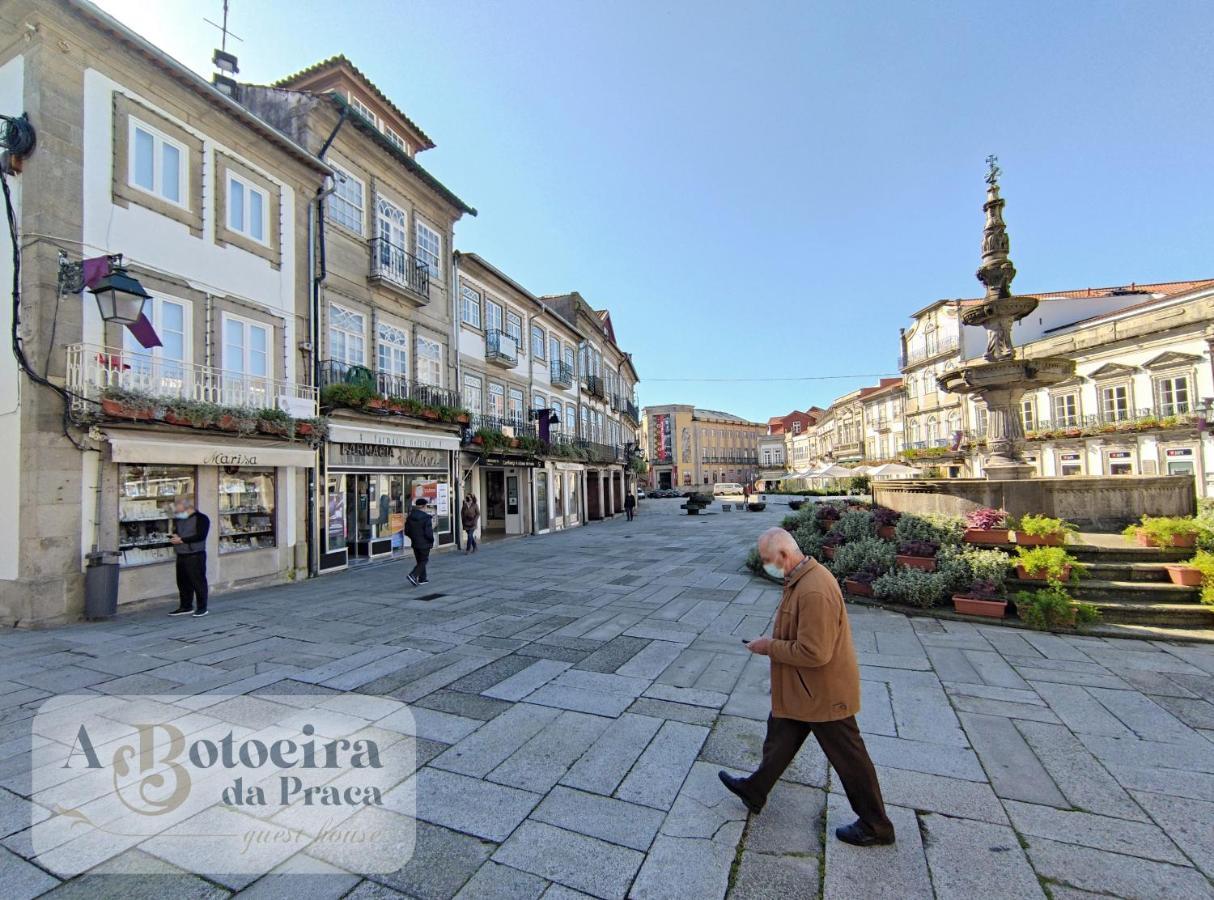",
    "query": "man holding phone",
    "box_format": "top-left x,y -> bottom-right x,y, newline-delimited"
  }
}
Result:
720,527 -> 894,847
